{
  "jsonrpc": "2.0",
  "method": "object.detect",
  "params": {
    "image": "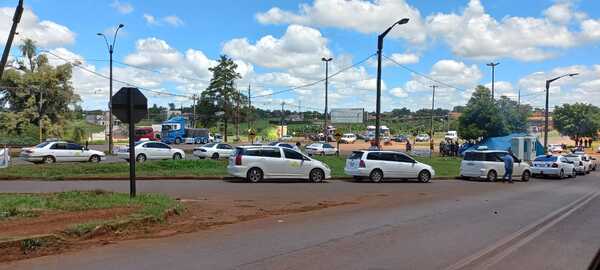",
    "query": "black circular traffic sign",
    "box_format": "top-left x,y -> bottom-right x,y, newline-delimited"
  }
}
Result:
111,87 -> 148,124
